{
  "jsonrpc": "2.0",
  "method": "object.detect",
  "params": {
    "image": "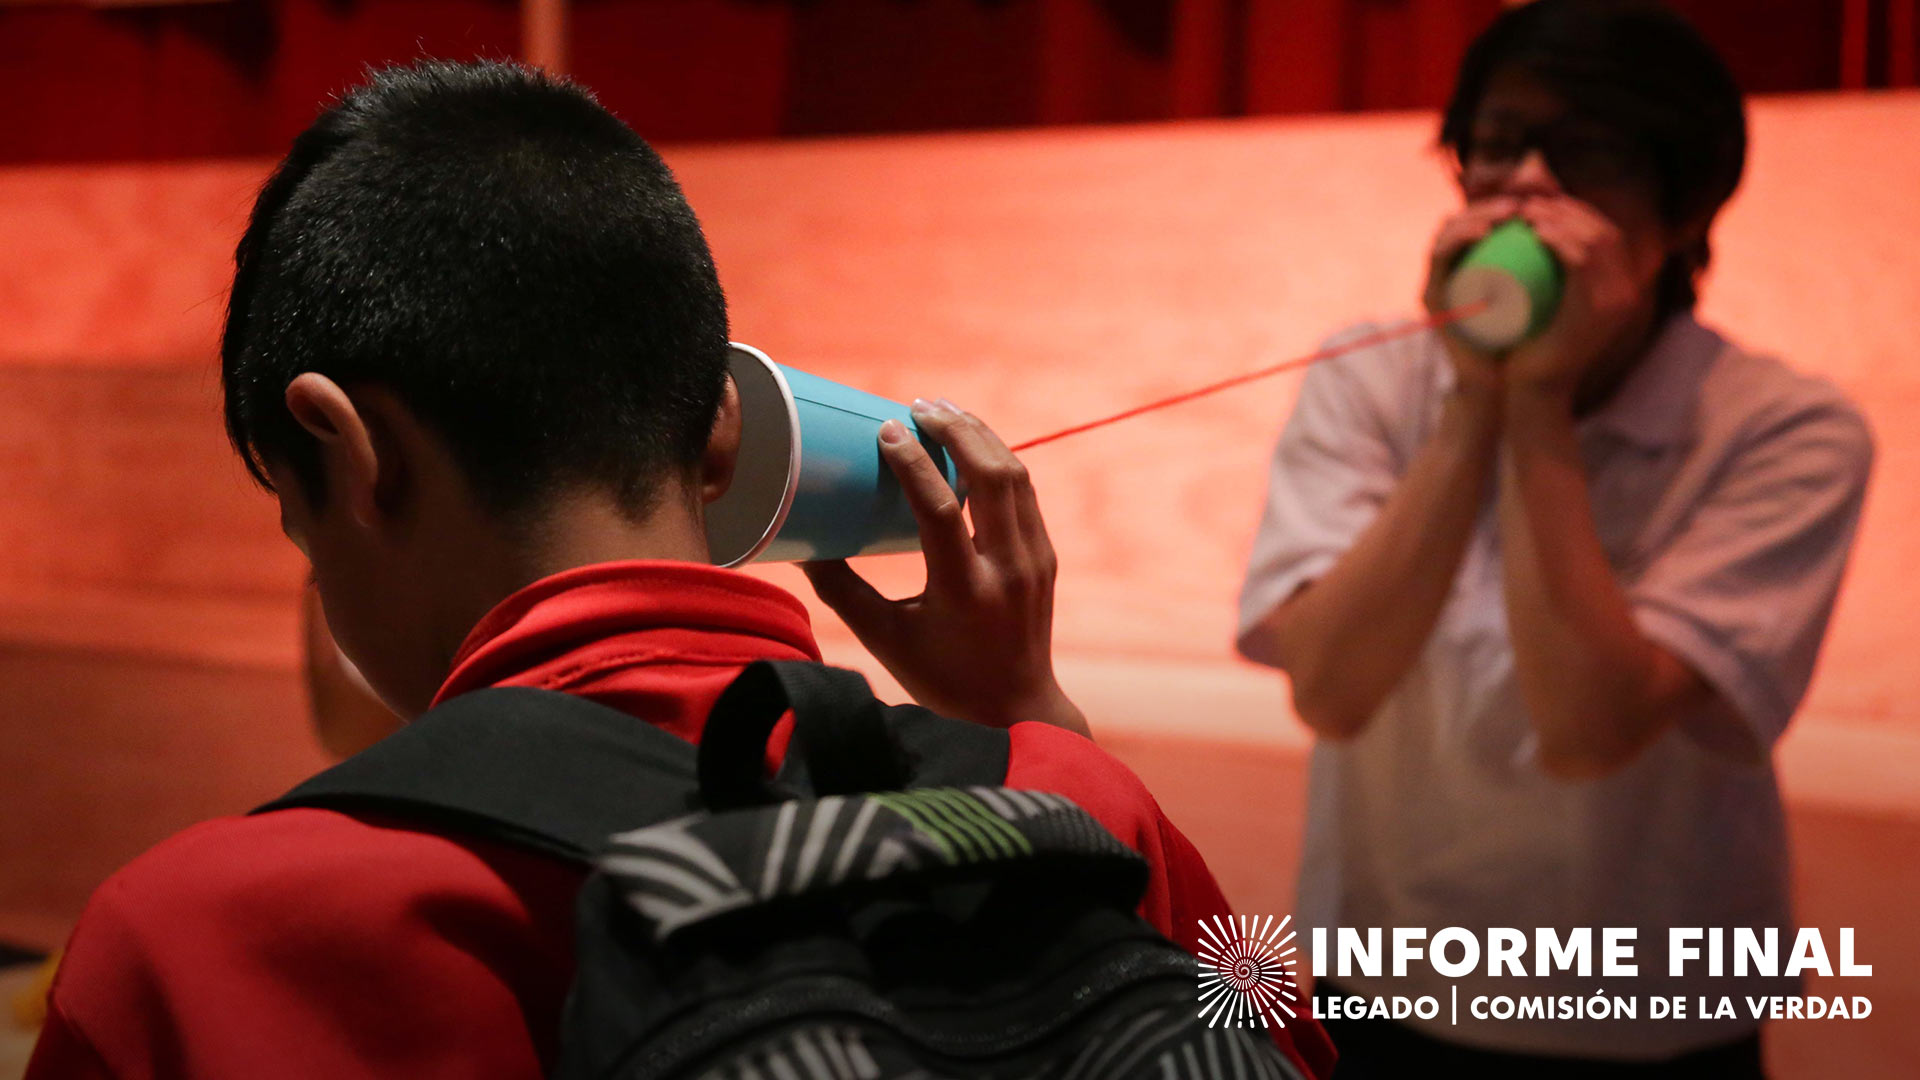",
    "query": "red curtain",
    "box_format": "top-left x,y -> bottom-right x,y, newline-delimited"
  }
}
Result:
0,0 -> 1883,163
